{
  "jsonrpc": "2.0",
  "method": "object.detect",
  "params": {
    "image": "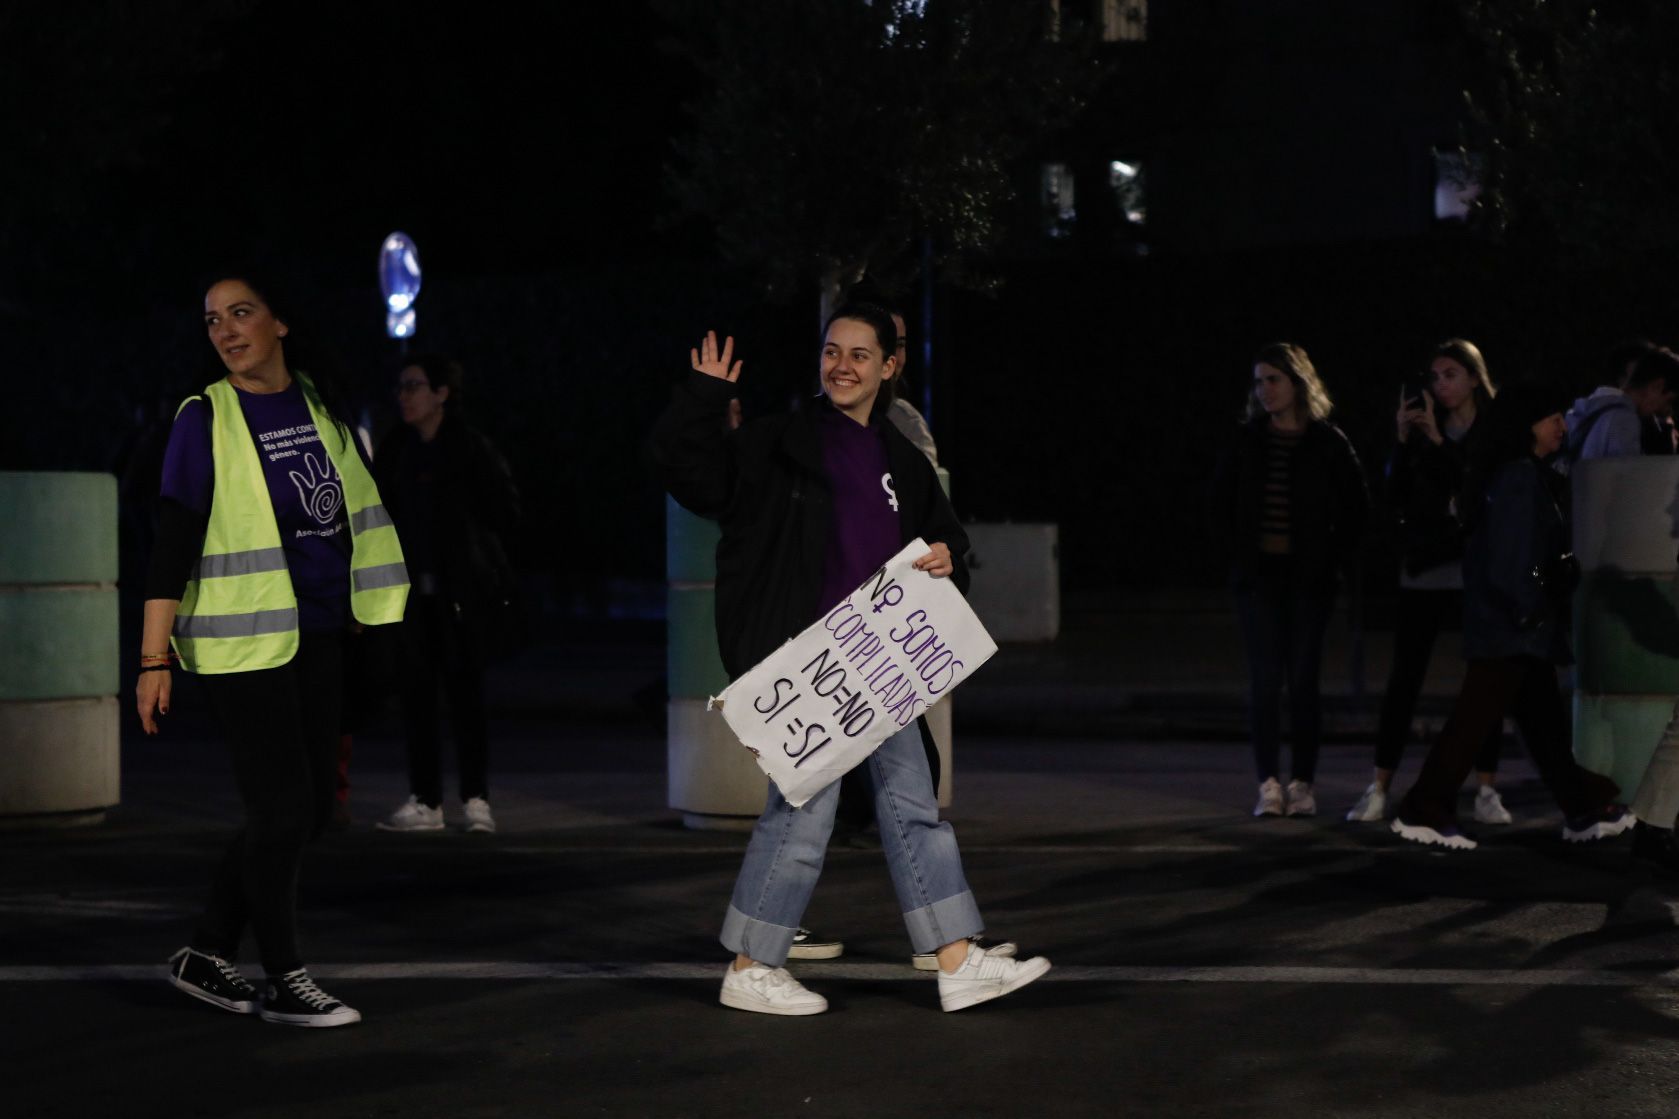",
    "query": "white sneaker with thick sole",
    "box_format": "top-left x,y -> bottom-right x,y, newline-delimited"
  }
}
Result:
376,796 -> 444,832
1253,777 -> 1284,817
1285,779 -> 1316,817
938,942 -> 1052,1012
1346,782 -> 1388,822
1390,816 -> 1477,850
719,964 -> 828,1016
786,928 -> 843,960
911,937 -> 1017,971
1472,786 -> 1513,825
1562,806 -> 1636,843
462,797 -> 496,834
